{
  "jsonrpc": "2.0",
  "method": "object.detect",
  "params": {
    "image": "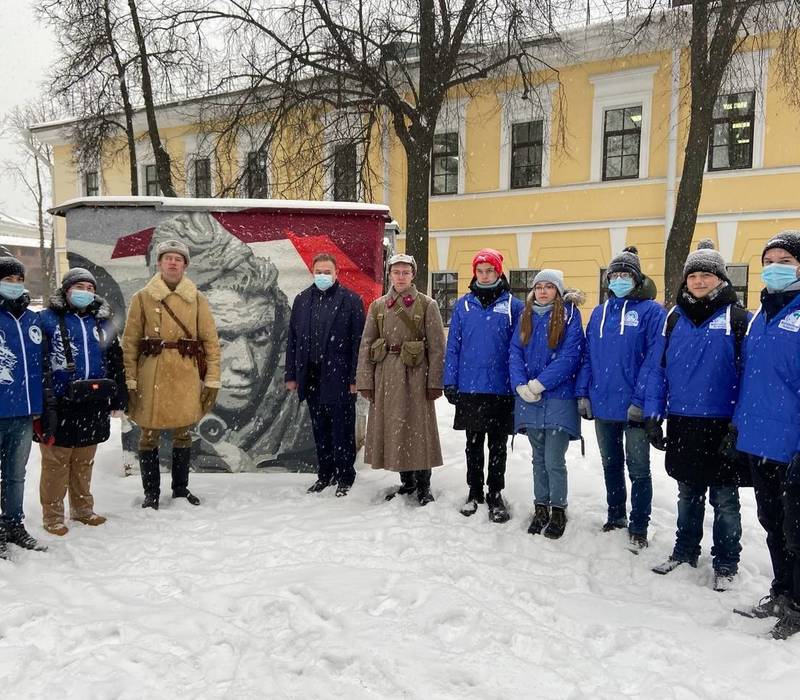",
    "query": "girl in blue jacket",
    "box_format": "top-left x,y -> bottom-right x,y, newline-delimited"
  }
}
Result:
644,241 -> 750,591
509,269 -> 585,539
576,247 -> 665,551
732,231 -> 800,639
444,249 -> 523,523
